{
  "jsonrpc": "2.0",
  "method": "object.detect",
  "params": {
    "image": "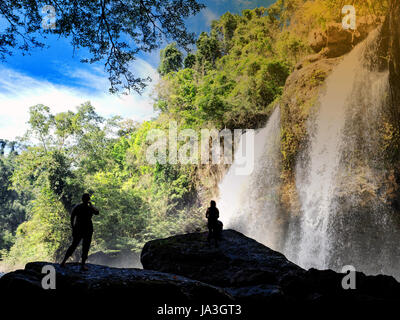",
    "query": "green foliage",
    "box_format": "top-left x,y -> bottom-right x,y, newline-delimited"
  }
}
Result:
196,32 -> 222,70
86,171 -> 150,252
184,54 -> 196,69
156,7 -> 304,129
158,43 -> 184,76
4,103 -> 118,264
3,102 -> 204,266
0,149 -> 28,255
6,189 -> 70,264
